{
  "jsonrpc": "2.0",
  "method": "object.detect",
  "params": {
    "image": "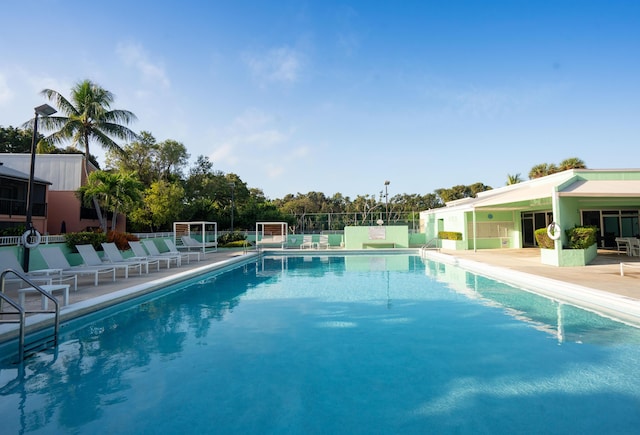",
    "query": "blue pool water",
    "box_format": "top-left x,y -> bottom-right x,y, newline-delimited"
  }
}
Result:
1,254 -> 640,434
